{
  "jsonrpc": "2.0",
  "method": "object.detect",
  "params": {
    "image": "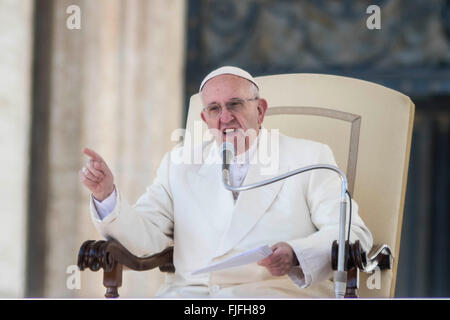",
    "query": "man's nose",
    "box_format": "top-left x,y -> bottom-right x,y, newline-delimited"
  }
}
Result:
220,107 -> 234,123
